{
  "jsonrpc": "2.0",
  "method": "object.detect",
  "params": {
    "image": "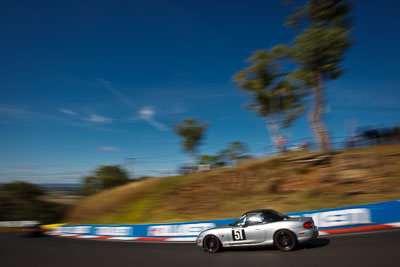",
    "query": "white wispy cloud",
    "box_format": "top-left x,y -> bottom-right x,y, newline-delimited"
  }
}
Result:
97,78 -> 136,107
96,146 -> 120,151
139,106 -> 155,120
0,105 -> 38,121
57,107 -> 117,130
138,106 -> 168,131
87,114 -> 113,123
58,108 -> 77,116
97,78 -> 186,129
